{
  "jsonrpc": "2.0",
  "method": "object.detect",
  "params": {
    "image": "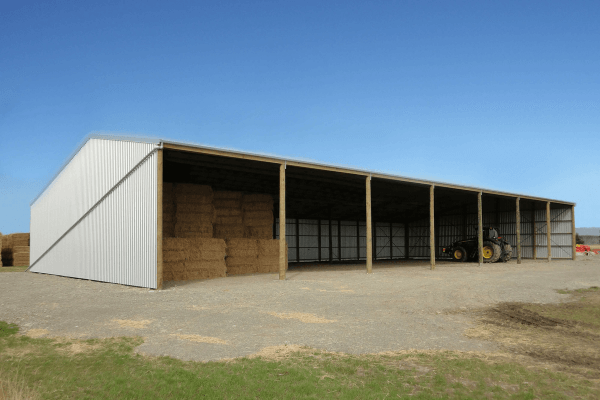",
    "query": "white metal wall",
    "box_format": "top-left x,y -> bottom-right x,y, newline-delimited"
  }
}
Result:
30,138 -> 159,288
